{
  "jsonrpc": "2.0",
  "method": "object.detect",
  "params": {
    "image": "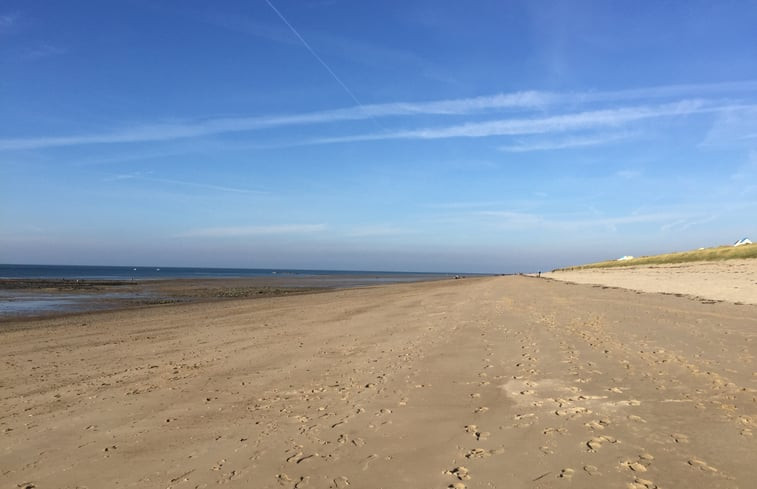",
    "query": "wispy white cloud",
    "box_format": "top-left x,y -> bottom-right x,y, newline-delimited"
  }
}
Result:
499,131 -> 634,152
0,12 -> 18,33
346,225 -> 415,237
616,169 -> 642,179
574,80 -> 757,104
314,100 -> 727,143
0,92 -> 551,151
2,82 -> 756,150
660,215 -> 718,232
179,224 -> 327,238
700,105 -> 757,147
424,201 -> 505,209
729,151 -> 757,196
22,42 -> 67,59
442,207 -> 710,233
564,212 -> 688,230
108,172 -> 264,195
474,210 -> 544,226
